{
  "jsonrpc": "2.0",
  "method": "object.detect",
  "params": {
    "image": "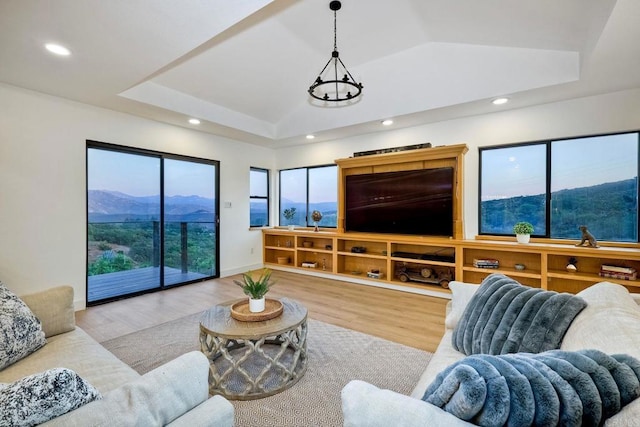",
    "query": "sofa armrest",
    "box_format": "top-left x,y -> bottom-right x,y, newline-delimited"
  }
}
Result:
21,286 -> 75,338
341,380 -> 472,427
43,351 -> 220,427
167,395 -> 234,427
